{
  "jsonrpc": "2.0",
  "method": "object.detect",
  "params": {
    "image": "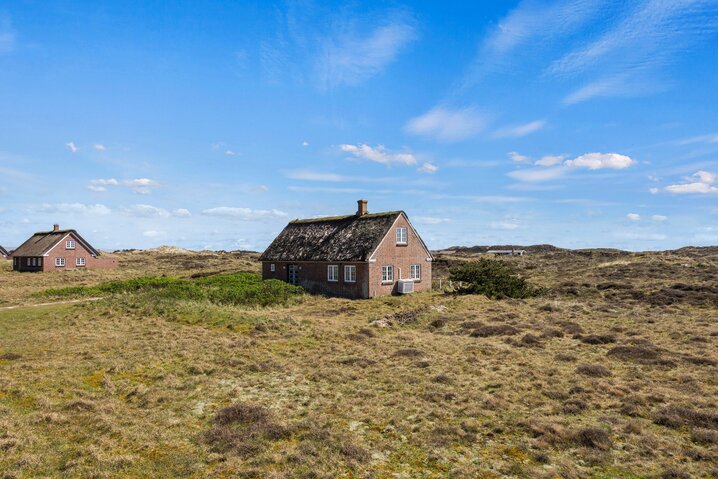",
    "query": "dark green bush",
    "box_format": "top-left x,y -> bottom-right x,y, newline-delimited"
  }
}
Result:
449,258 -> 539,299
